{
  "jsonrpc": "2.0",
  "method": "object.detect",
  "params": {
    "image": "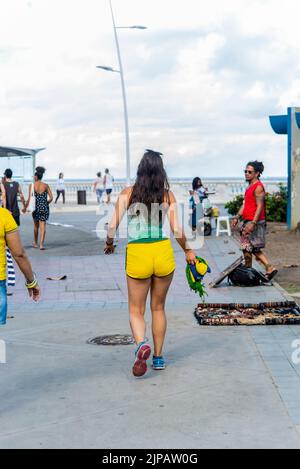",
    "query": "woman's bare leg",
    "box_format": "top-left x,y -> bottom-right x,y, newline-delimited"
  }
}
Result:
39,221 -> 46,249
33,220 -> 39,247
150,273 -> 174,357
127,276 -> 152,345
